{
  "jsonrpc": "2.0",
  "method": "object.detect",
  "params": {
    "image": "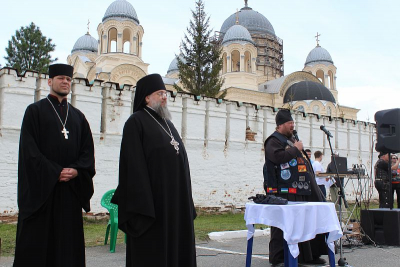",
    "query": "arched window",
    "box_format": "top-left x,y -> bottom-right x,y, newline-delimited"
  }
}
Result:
231,50 -> 240,72
108,28 -> 117,52
327,106 -> 332,116
313,105 -> 320,115
297,105 -> 305,112
123,29 -> 131,54
316,69 -> 324,84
